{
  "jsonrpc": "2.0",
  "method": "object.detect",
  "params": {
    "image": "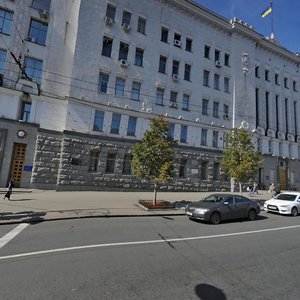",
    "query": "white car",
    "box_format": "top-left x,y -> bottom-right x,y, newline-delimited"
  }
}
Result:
264,192 -> 300,216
